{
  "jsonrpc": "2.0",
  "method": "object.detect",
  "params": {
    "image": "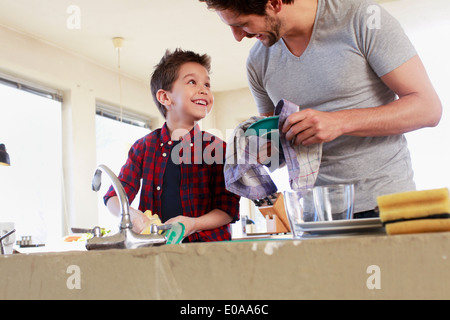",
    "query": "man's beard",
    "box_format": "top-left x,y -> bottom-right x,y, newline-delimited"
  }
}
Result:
263,14 -> 282,47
